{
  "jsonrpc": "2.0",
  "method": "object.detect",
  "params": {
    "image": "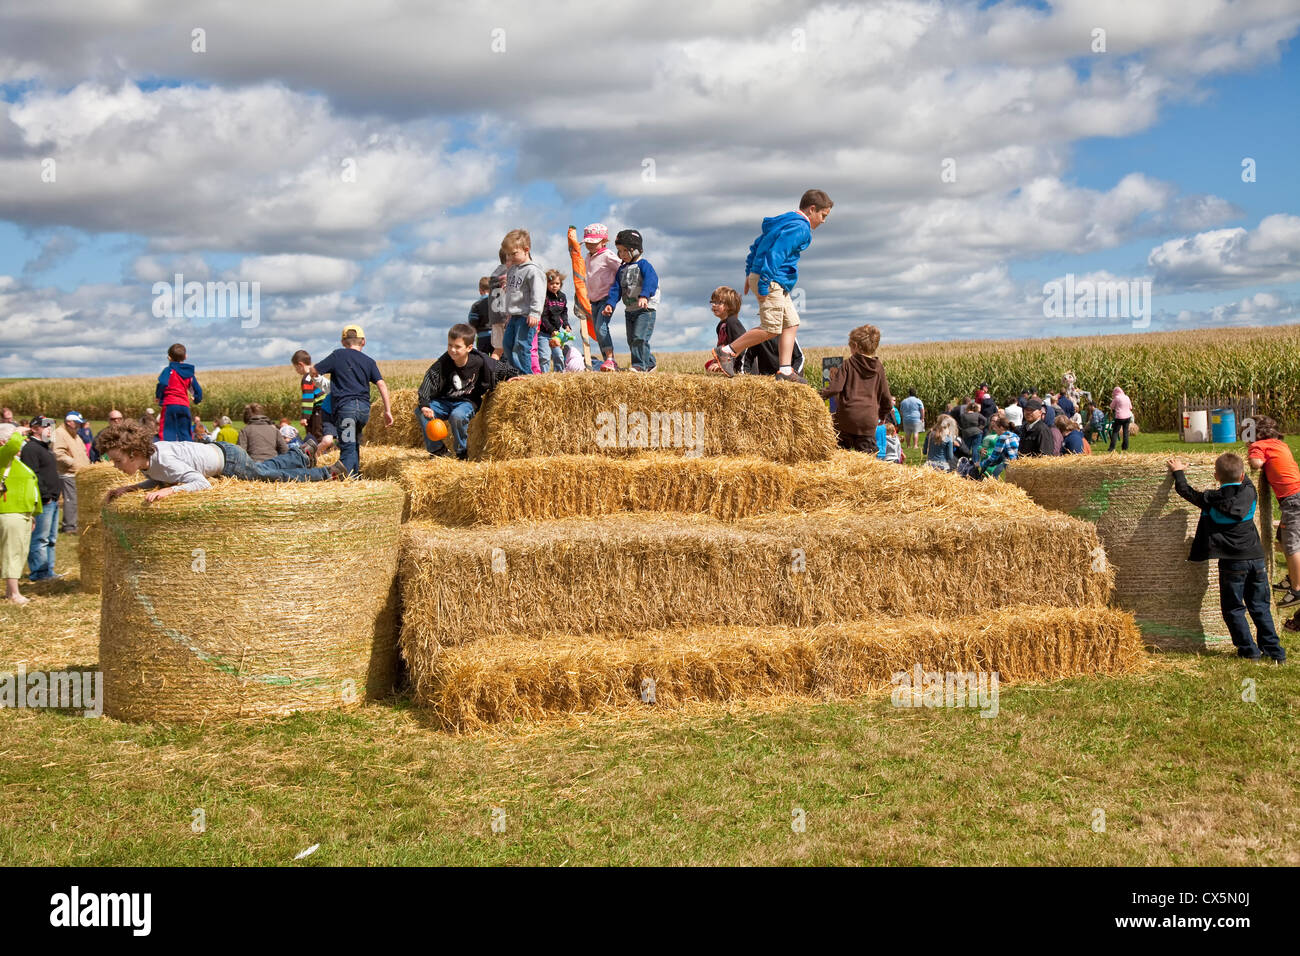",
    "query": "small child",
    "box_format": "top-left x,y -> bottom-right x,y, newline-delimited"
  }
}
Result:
922,420 -> 956,471
970,413 -> 1019,481
539,269 -> 570,373
555,328 -> 587,373
278,418 -> 301,448
817,324 -> 893,454
1246,416 -> 1300,610
1169,453 -> 1285,663
469,275 -> 493,355
602,229 -> 659,372
882,422 -> 902,463
415,323 -> 519,459
583,223 -> 623,371
291,349 -> 333,451
312,324 -> 394,477
501,230 -> 547,376
713,188 -> 833,384
706,287 -> 746,373
155,343 -> 203,441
